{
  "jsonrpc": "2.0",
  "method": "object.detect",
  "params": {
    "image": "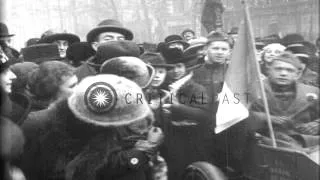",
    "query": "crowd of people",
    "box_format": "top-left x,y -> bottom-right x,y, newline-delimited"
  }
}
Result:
0,18 -> 319,180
